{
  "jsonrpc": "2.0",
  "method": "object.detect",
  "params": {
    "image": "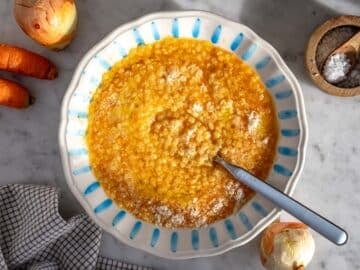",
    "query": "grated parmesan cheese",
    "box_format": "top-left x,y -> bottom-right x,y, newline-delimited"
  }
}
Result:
248,111 -> 260,133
